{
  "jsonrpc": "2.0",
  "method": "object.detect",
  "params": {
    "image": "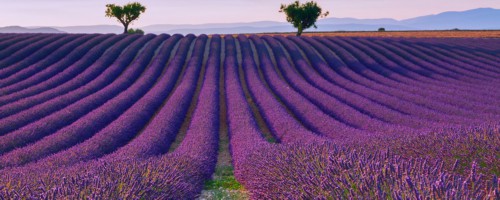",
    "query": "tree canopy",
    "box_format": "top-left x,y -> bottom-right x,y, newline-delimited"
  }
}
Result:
128,28 -> 145,34
280,1 -> 329,36
105,2 -> 146,34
